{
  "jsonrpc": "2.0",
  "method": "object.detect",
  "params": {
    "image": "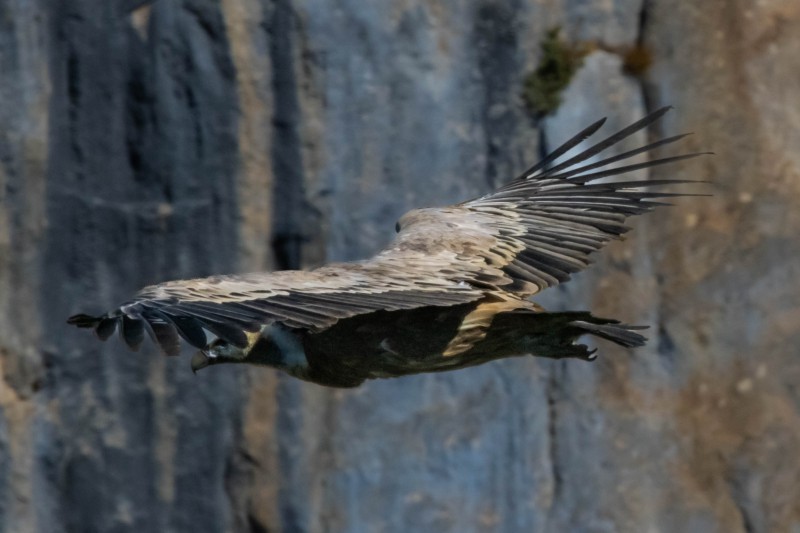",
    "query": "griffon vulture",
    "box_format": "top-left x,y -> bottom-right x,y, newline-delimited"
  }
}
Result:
68,107 -> 705,387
